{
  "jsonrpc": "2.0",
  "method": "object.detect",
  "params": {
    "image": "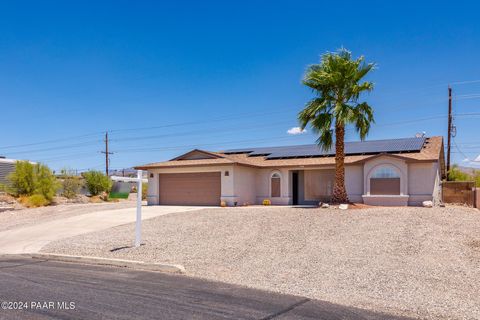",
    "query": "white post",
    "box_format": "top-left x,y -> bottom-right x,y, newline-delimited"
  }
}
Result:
135,170 -> 142,247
